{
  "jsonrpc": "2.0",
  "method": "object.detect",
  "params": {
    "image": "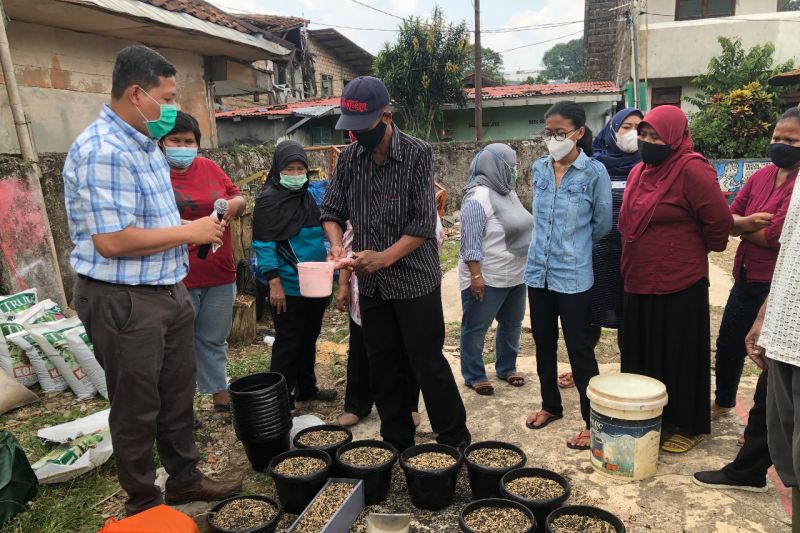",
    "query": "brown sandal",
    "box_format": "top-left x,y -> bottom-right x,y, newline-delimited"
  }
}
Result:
470,381 -> 495,396
502,374 -> 525,387
525,410 -> 562,430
